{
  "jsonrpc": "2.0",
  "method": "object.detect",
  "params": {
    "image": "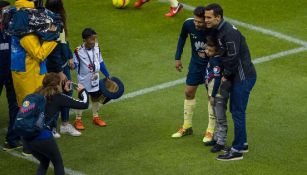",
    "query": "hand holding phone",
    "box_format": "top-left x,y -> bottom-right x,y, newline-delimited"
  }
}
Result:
70,82 -> 78,90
